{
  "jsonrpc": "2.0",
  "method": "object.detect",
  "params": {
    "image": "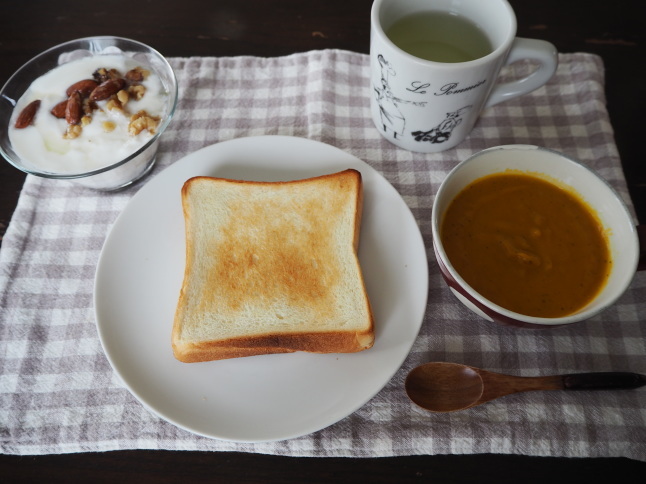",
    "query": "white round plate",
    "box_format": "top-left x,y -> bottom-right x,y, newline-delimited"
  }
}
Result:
94,135 -> 429,442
